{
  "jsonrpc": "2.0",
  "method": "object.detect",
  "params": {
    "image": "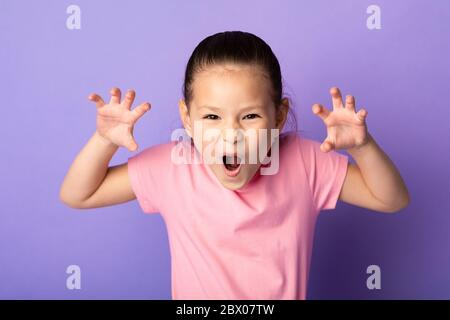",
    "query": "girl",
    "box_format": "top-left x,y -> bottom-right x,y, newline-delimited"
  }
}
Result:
59,31 -> 409,299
